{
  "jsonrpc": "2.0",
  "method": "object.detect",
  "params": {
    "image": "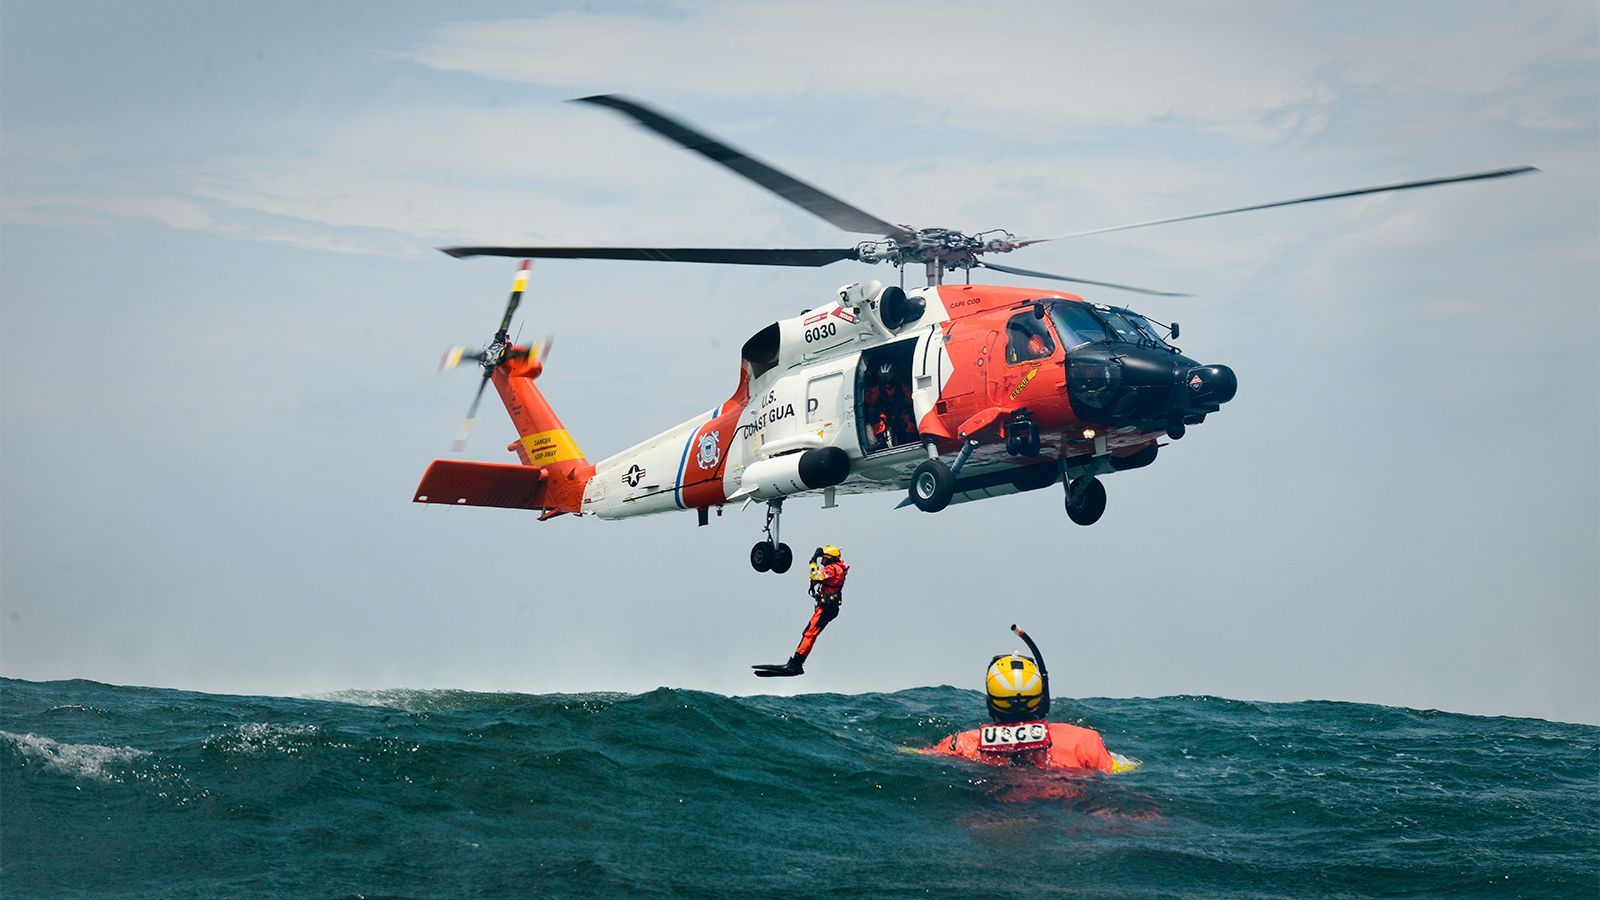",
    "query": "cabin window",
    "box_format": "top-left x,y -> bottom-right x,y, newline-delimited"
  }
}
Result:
1004,312 -> 1057,364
